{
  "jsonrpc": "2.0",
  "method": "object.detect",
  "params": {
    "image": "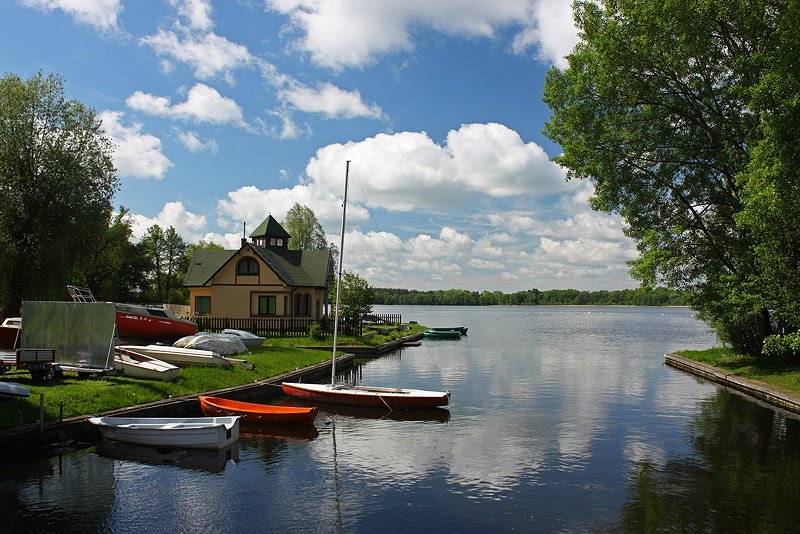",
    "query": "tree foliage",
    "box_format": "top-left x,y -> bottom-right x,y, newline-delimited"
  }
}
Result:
283,203 -> 328,250
543,0 -> 798,354
140,224 -> 189,304
73,207 -> 149,303
0,71 -> 117,316
337,271 -> 374,322
373,287 -> 687,306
